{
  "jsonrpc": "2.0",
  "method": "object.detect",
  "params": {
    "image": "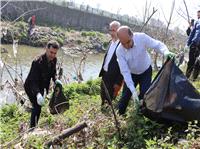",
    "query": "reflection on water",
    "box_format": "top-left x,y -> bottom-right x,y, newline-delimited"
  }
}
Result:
0,44 -> 104,106
1,44 -> 104,84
